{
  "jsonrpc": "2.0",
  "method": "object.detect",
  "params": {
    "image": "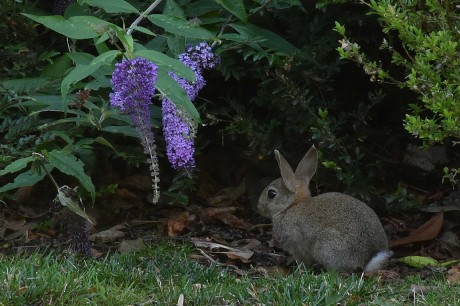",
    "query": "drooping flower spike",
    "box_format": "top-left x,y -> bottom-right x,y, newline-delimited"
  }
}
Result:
162,43 -> 220,170
110,57 -> 161,203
